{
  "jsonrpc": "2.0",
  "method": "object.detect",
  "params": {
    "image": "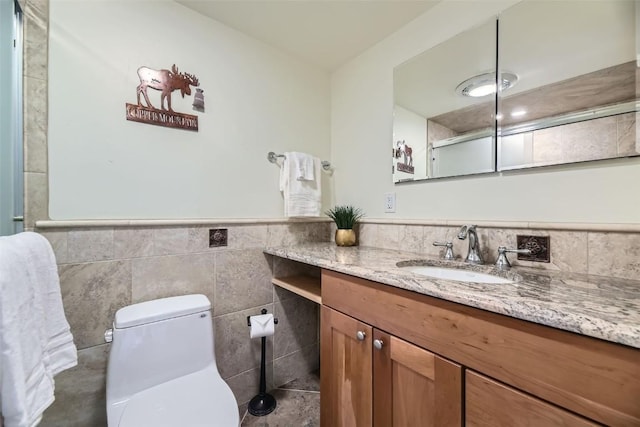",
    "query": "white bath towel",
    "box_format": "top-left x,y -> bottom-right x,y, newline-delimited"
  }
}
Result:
0,232 -> 77,427
279,152 -> 322,217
